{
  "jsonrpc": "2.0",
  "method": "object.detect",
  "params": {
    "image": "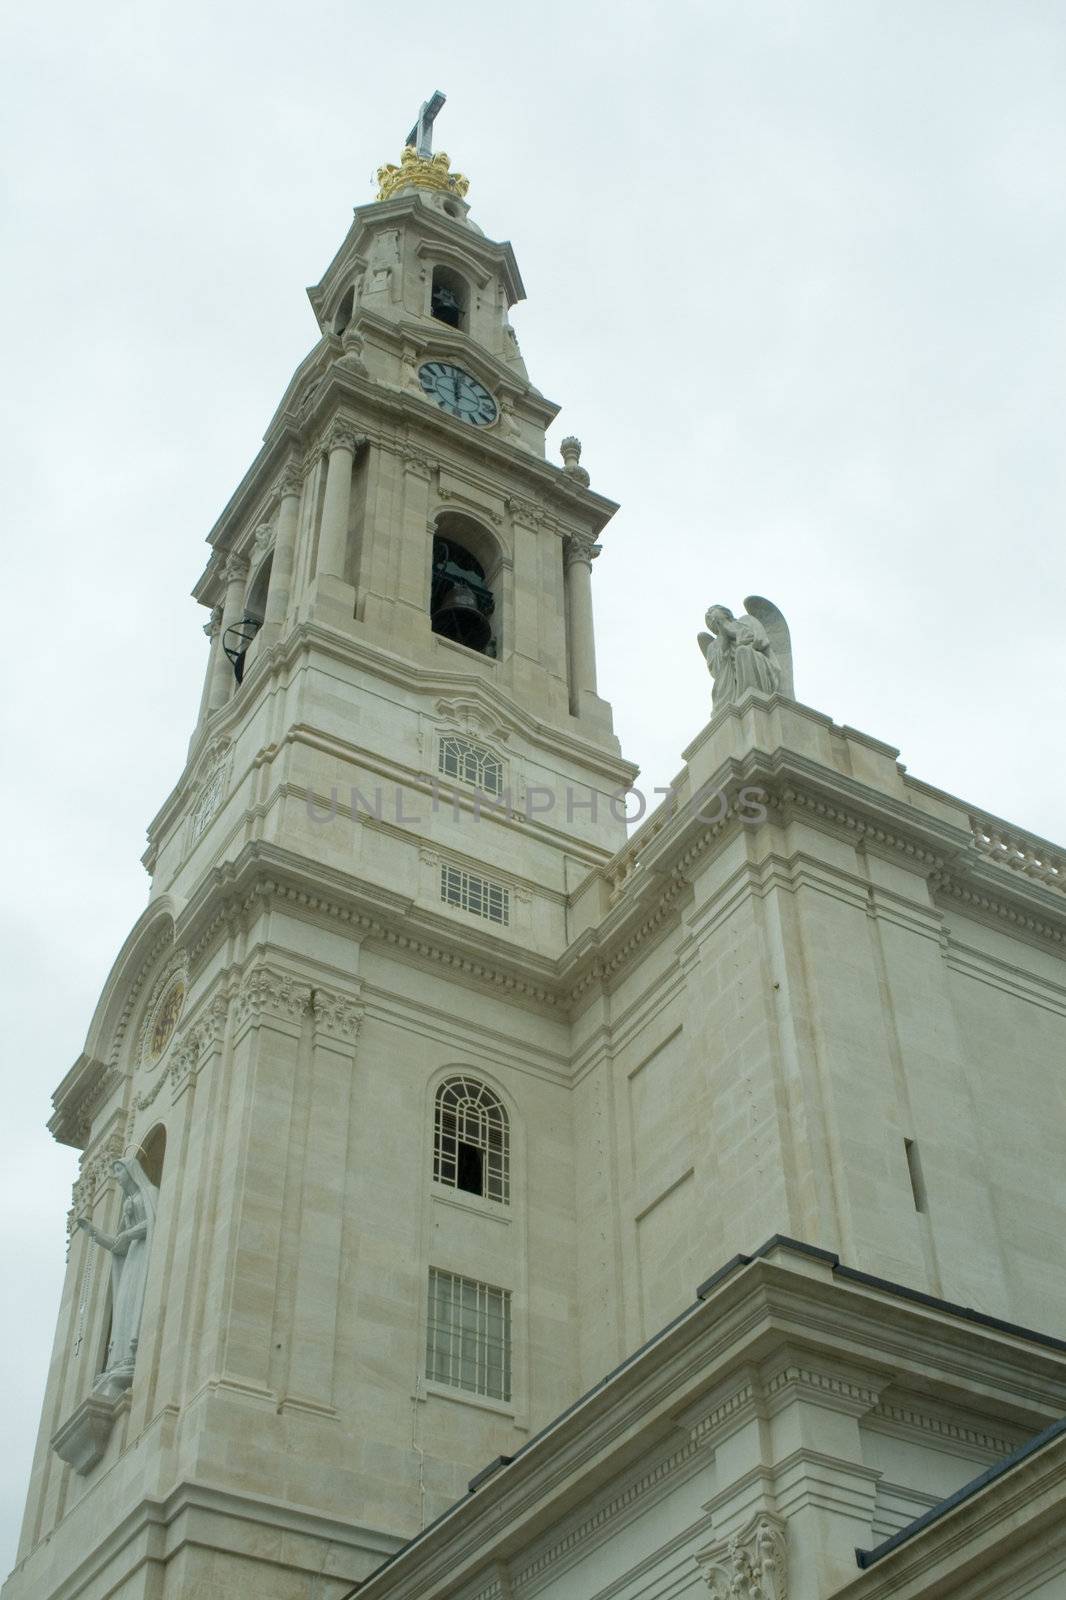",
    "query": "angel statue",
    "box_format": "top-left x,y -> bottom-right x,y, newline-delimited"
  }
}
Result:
697,596 -> 793,712
76,1157 -> 158,1392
